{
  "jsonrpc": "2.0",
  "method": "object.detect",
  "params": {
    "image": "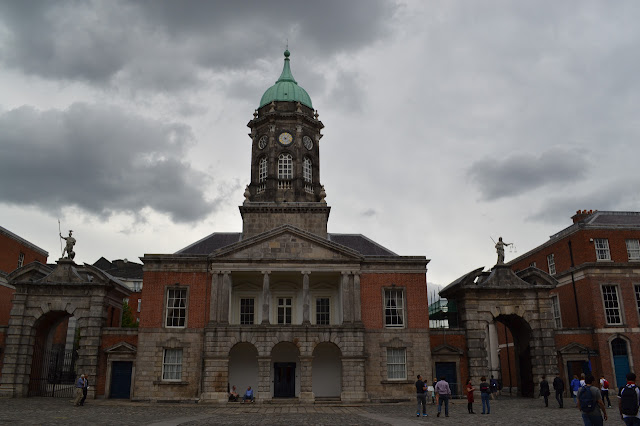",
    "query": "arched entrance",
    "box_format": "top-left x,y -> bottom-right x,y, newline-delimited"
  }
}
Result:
439,265 -> 558,397
28,311 -> 79,397
312,342 -> 341,398
494,314 -> 534,397
612,337 -> 631,388
229,342 -> 259,398
271,342 -> 299,398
